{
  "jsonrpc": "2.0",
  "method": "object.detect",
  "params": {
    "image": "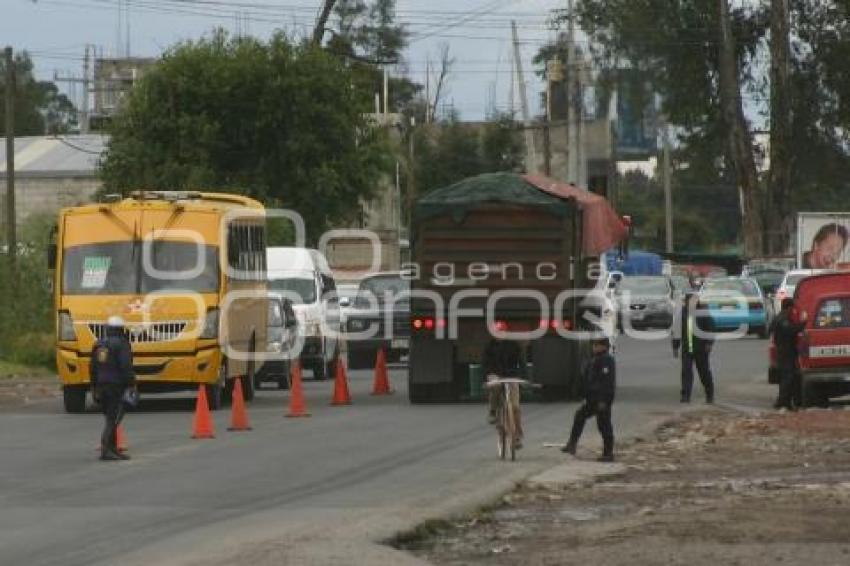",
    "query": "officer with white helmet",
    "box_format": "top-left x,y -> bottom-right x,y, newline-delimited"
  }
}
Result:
91,315 -> 136,461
